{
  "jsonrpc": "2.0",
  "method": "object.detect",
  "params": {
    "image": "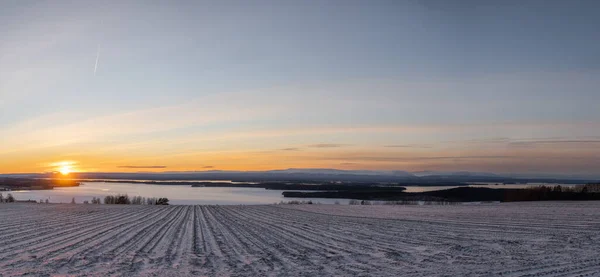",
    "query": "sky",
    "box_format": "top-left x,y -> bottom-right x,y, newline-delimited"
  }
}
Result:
1,0 -> 600,176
